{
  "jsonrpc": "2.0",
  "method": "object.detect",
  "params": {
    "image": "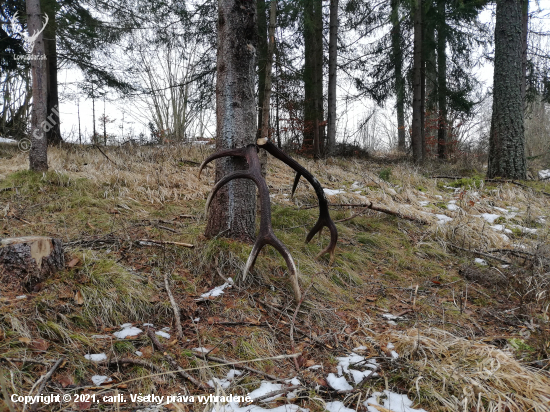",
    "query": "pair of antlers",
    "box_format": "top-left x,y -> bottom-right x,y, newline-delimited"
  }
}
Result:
199,140 -> 337,303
